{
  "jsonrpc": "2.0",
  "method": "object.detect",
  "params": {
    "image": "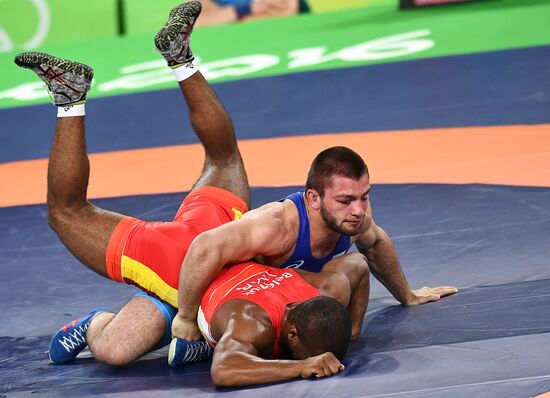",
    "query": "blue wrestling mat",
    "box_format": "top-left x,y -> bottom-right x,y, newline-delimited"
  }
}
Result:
2,2 -> 550,396
1,184 -> 550,397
